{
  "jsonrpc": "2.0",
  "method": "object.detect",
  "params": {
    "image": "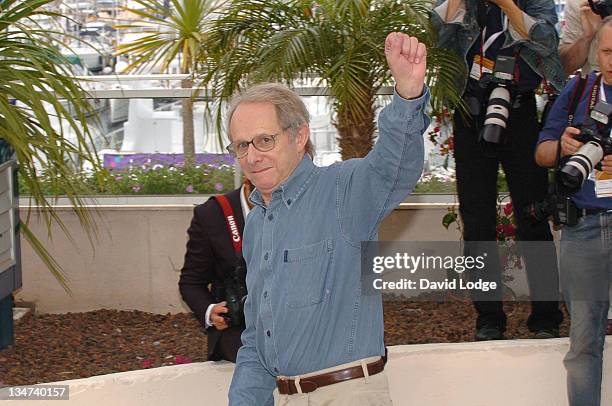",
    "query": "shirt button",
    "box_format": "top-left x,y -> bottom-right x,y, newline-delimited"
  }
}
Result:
264,253 -> 269,261
286,199 -> 292,205
274,367 -> 279,373
268,214 -> 274,221
263,291 -> 268,298
266,330 -> 271,337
